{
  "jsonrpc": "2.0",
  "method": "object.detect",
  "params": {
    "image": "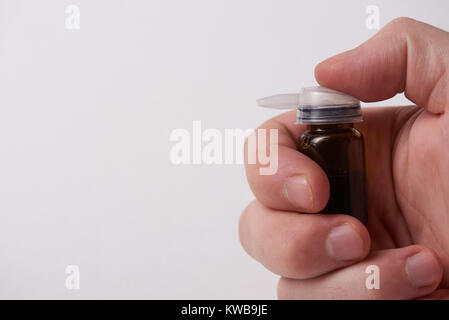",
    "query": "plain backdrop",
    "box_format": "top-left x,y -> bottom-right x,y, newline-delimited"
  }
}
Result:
0,0 -> 448,299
